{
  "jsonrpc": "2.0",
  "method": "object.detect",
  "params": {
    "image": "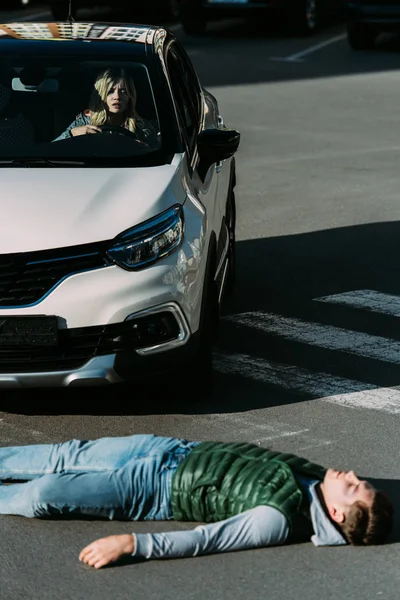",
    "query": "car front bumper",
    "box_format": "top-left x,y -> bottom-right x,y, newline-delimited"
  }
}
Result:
0,200 -> 208,386
0,321 -> 202,388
